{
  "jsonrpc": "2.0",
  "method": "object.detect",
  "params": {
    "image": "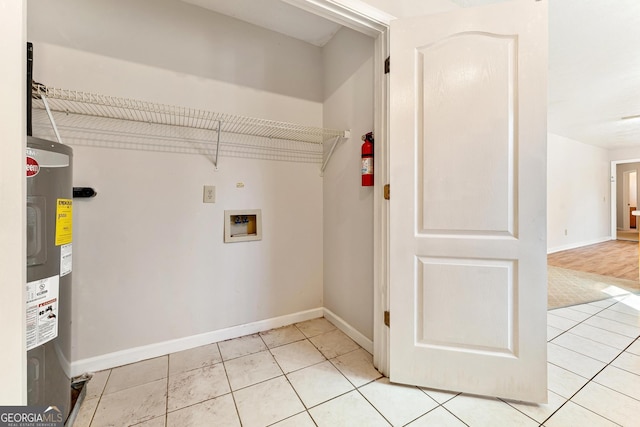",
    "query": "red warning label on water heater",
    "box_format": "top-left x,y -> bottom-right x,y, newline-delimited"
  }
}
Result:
26,156 -> 40,177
